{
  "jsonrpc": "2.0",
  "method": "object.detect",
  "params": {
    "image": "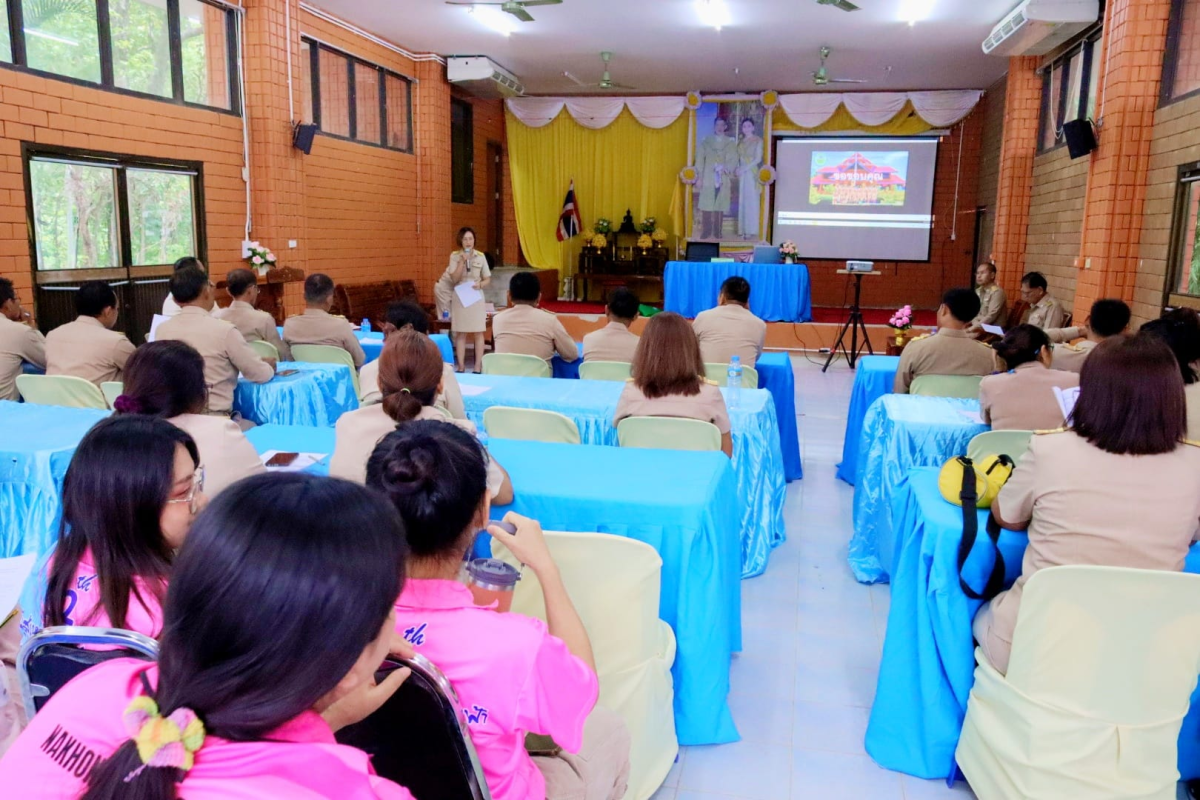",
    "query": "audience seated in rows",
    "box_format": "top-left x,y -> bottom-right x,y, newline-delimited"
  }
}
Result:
1142,307 -> 1200,441
0,276 -> 46,401
361,301 -> 464,418
970,262 -> 1007,329
492,272 -> 578,365
582,288 -> 640,363
45,280 -> 135,386
330,329 -> 512,503
283,273 -> 366,368
978,325 -> 1078,431
1020,271 -> 1068,330
1045,298 -> 1130,373
0,473 -> 419,798
894,288 -> 999,394
367,421 -> 631,800
215,269 -> 291,360
156,265 -> 274,422
692,276 -> 767,368
161,256 -> 218,318
613,311 -> 733,457
973,333 -> 1200,676
115,341 -> 264,496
